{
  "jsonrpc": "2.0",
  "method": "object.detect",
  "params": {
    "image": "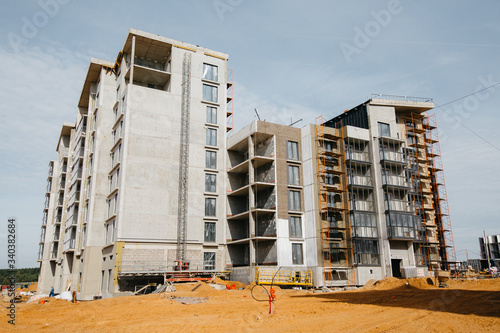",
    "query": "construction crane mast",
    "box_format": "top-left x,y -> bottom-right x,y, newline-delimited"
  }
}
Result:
176,52 -> 191,266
